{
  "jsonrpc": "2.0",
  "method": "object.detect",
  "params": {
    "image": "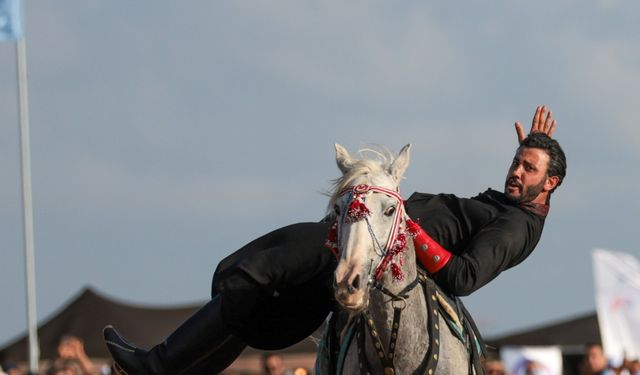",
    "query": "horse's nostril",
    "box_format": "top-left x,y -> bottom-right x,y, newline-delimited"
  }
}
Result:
349,275 -> 360,293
